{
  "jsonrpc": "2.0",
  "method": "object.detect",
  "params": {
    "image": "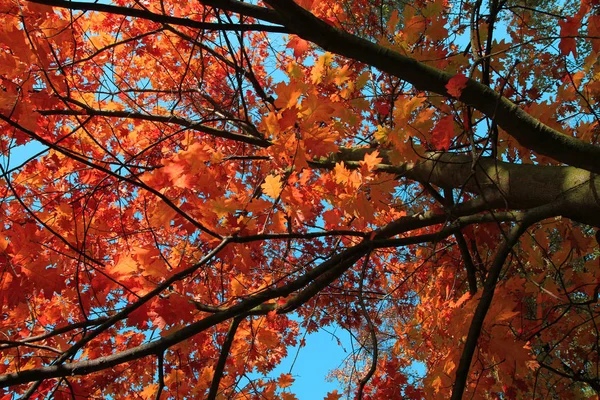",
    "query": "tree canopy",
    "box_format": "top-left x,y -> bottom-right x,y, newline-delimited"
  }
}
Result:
0,0 -> 599,398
